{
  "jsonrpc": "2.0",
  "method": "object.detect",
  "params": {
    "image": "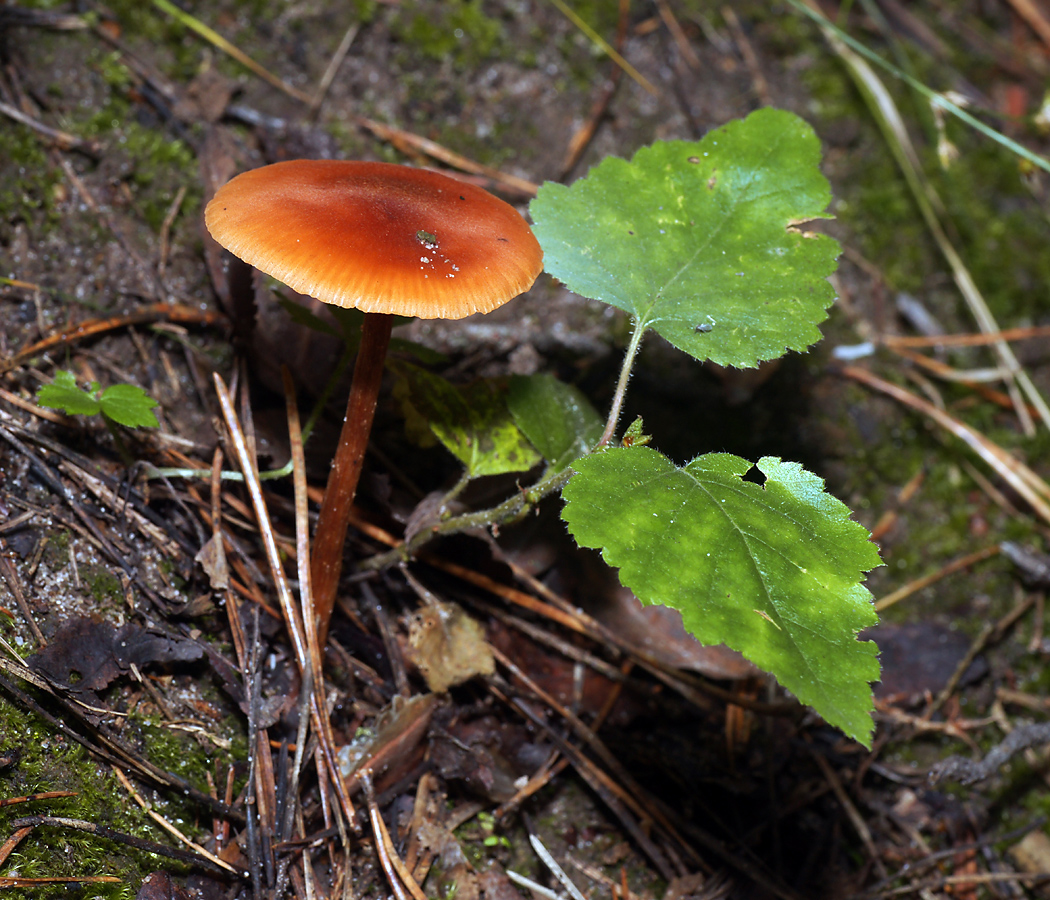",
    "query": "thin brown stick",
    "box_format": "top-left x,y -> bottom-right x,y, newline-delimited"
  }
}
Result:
1004,0 -> 1050,52
285,366 -> 355,829
312,22 -> 360,111
0,553 -> 45,646
0,825 -> 34,866
214,374 -> 355,831
1,303 -> 226,375
839,365 -> 1050,522
889,344 -> 1007,383
0,385 -> 67,424
655,0 -> 701,70
356,118 -> 539,198
361,771 -> 417,900
0,877 -> 122,886
285,366 -> 323,689
722,7 -> 771,105
875,545 -> 1000,612
158,184 -> 187,274
881,323 -> 1050,349
0,791 -> 76,809
811,752 -> 887,879
0,99 -> 96,152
